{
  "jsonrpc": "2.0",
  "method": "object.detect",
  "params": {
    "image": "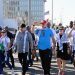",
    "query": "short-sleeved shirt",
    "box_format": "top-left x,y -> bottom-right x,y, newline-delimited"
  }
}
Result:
35,28 -> 54,50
